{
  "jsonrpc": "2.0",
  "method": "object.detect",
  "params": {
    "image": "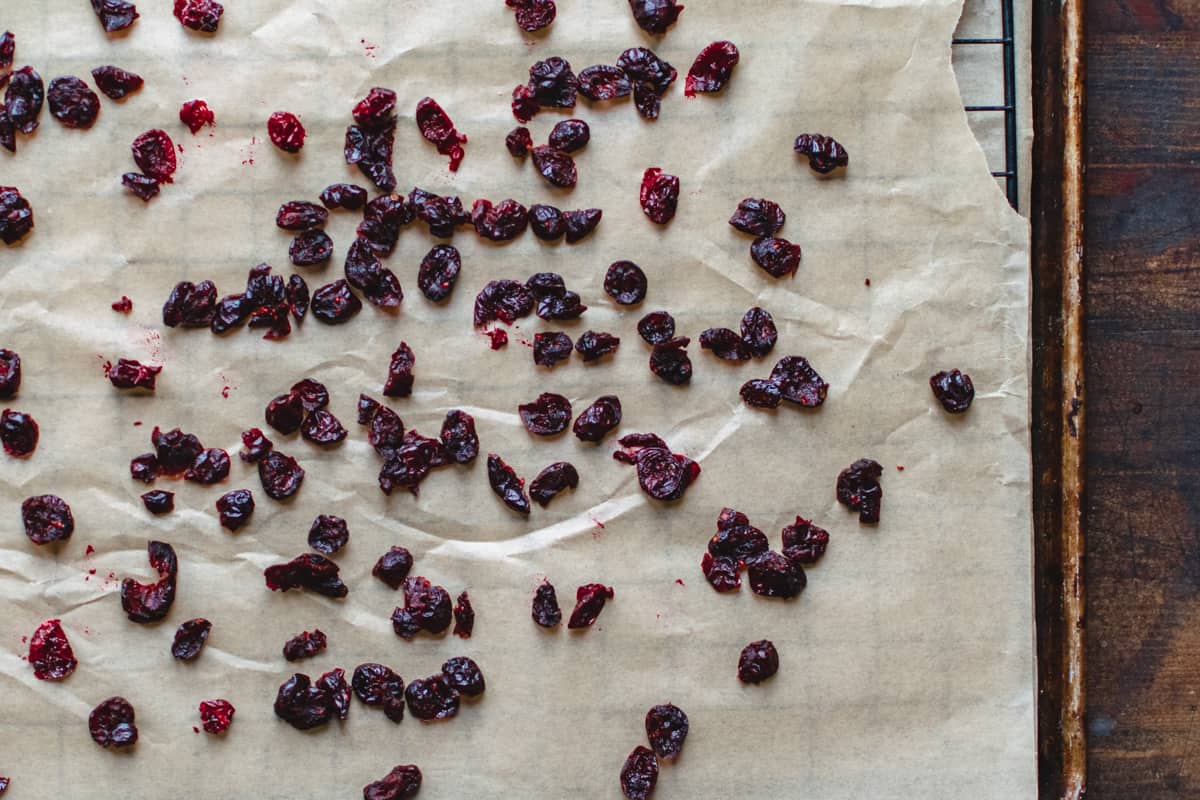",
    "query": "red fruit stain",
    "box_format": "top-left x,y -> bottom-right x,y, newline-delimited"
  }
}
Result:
591,515 -> 606,529
88,569 -> 96,575
864,278 -> 871,287
182,75 -> 191,86
20,635 -> 27,644
86,545 -> 96,556
219,373 -> 236,399
101,360 -> 113,377
240,136 -> 258,166
517,336 -> 533,348
484,328 -> 508,350
141,328 -> 163,362
193,726 -> 200,734
897,465 -> 905,471
674,578 -> 685,586
133,421 -> 143,426
112,296 -> 133,313
360,38 -> 379,58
